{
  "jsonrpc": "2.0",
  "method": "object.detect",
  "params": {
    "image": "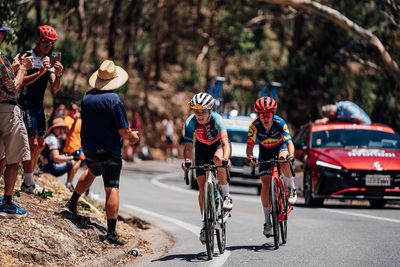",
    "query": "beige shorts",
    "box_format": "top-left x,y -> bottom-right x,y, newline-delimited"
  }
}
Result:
0,103 -> 31,164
